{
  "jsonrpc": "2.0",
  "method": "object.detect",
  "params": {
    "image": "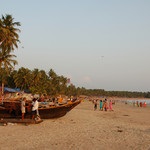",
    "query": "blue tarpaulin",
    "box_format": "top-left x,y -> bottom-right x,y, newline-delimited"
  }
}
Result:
4,87 -> 20,93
